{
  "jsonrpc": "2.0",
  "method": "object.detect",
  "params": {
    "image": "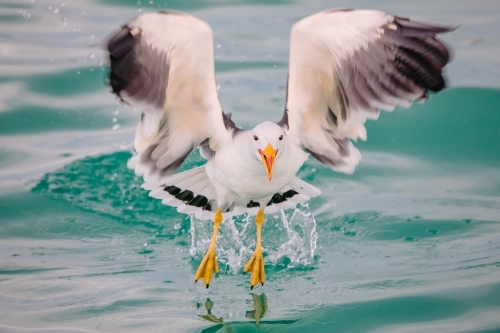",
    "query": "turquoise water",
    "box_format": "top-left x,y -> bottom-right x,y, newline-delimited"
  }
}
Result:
1,0 -> 500,332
